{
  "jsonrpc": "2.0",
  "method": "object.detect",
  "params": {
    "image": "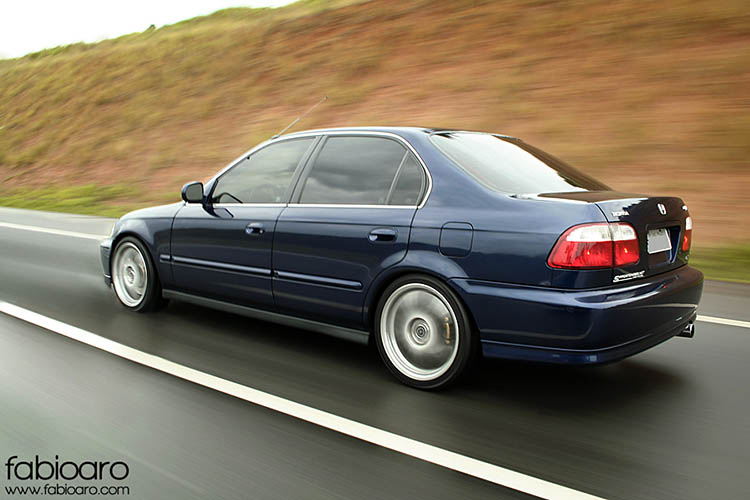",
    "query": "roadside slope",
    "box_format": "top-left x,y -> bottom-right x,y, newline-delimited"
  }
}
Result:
0,0 -> 748,275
